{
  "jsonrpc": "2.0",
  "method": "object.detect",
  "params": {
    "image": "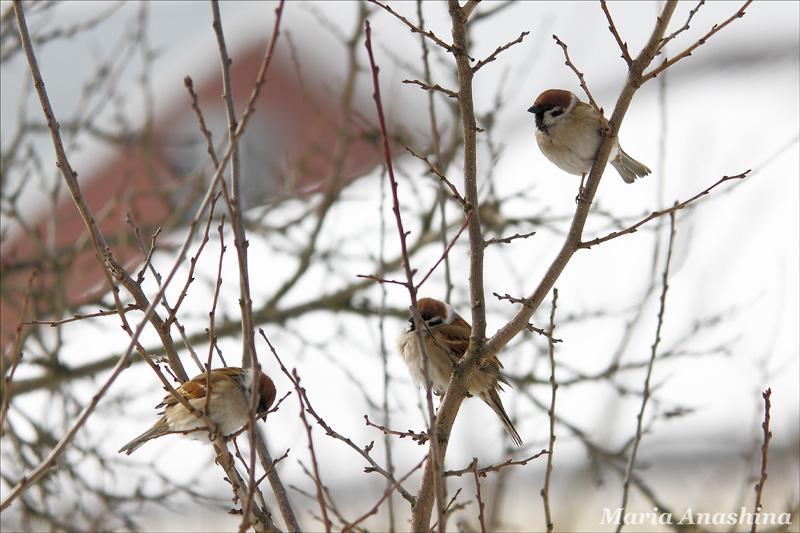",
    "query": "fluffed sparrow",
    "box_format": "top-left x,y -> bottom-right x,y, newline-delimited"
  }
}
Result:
396,297 -> 522,446
528,89 -> 651,186
119,367 -> 276,455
